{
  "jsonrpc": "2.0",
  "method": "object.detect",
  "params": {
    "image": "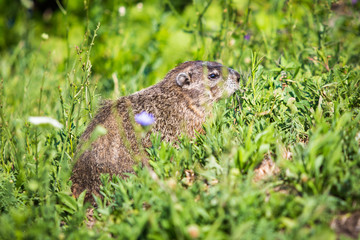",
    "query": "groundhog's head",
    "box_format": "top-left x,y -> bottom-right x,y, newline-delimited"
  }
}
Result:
172,61 -> 240,105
